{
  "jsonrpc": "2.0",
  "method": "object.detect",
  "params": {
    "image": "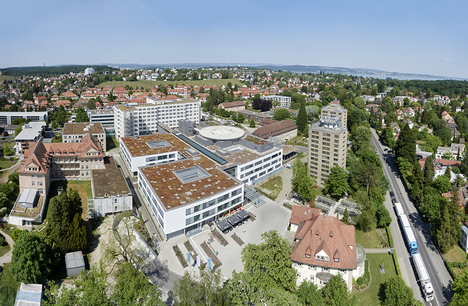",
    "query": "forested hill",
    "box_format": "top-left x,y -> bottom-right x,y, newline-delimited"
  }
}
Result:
0,65 -> 115,77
